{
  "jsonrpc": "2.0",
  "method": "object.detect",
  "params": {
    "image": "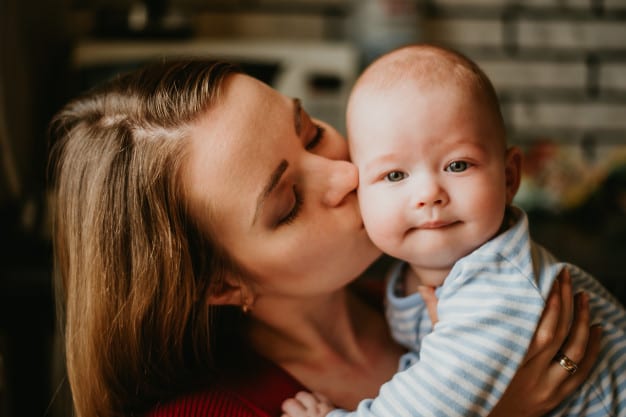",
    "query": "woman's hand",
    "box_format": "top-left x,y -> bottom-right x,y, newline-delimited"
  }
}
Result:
489,268 -> 602,417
